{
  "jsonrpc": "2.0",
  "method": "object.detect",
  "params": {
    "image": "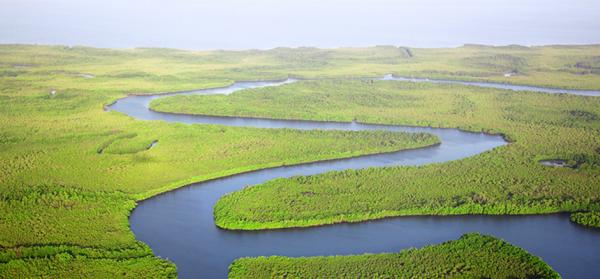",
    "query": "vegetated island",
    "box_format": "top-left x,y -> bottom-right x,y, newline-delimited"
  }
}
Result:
229,233 -> 560,279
